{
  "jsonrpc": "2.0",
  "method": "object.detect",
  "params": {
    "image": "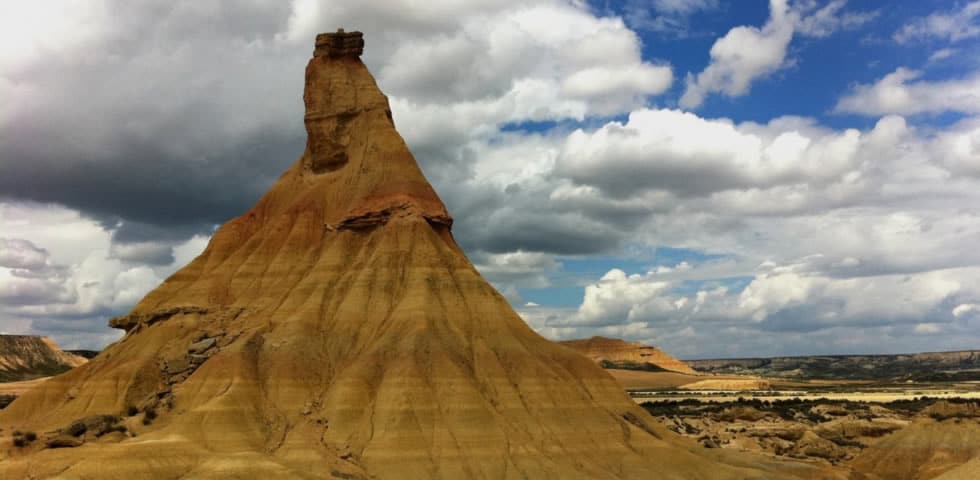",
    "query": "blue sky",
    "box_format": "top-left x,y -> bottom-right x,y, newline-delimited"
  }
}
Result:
466,0 -> 980,358
617,0 -> 976,127
3,0 -> 980,358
